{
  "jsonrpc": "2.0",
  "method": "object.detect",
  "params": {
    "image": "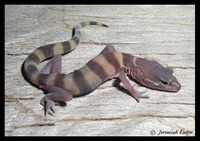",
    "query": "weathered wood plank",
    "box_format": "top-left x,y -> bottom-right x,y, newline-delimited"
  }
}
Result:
5,5 -> 195,136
